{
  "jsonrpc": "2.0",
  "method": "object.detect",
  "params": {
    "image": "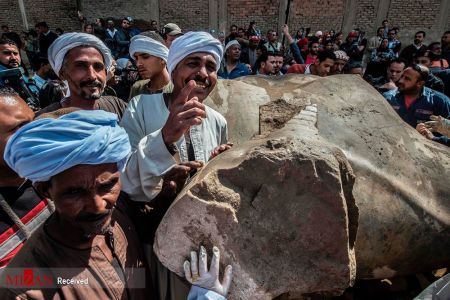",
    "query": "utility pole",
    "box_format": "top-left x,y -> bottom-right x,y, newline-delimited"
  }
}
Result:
17,0 -> 29,30
281,0 -> 292,46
